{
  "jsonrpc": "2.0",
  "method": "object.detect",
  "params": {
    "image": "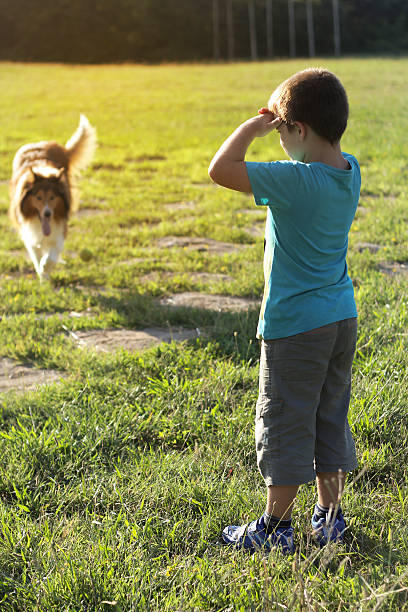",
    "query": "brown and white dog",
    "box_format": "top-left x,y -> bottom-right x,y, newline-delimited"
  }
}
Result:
9,115 -> 97,279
